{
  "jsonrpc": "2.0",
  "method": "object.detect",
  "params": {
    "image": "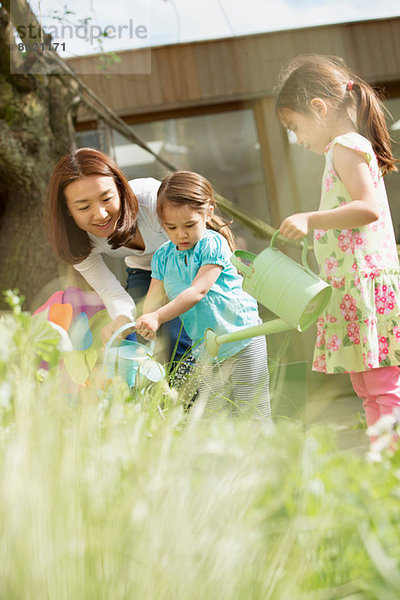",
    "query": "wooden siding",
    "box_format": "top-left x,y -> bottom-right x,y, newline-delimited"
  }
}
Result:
69,17 -> 400,123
